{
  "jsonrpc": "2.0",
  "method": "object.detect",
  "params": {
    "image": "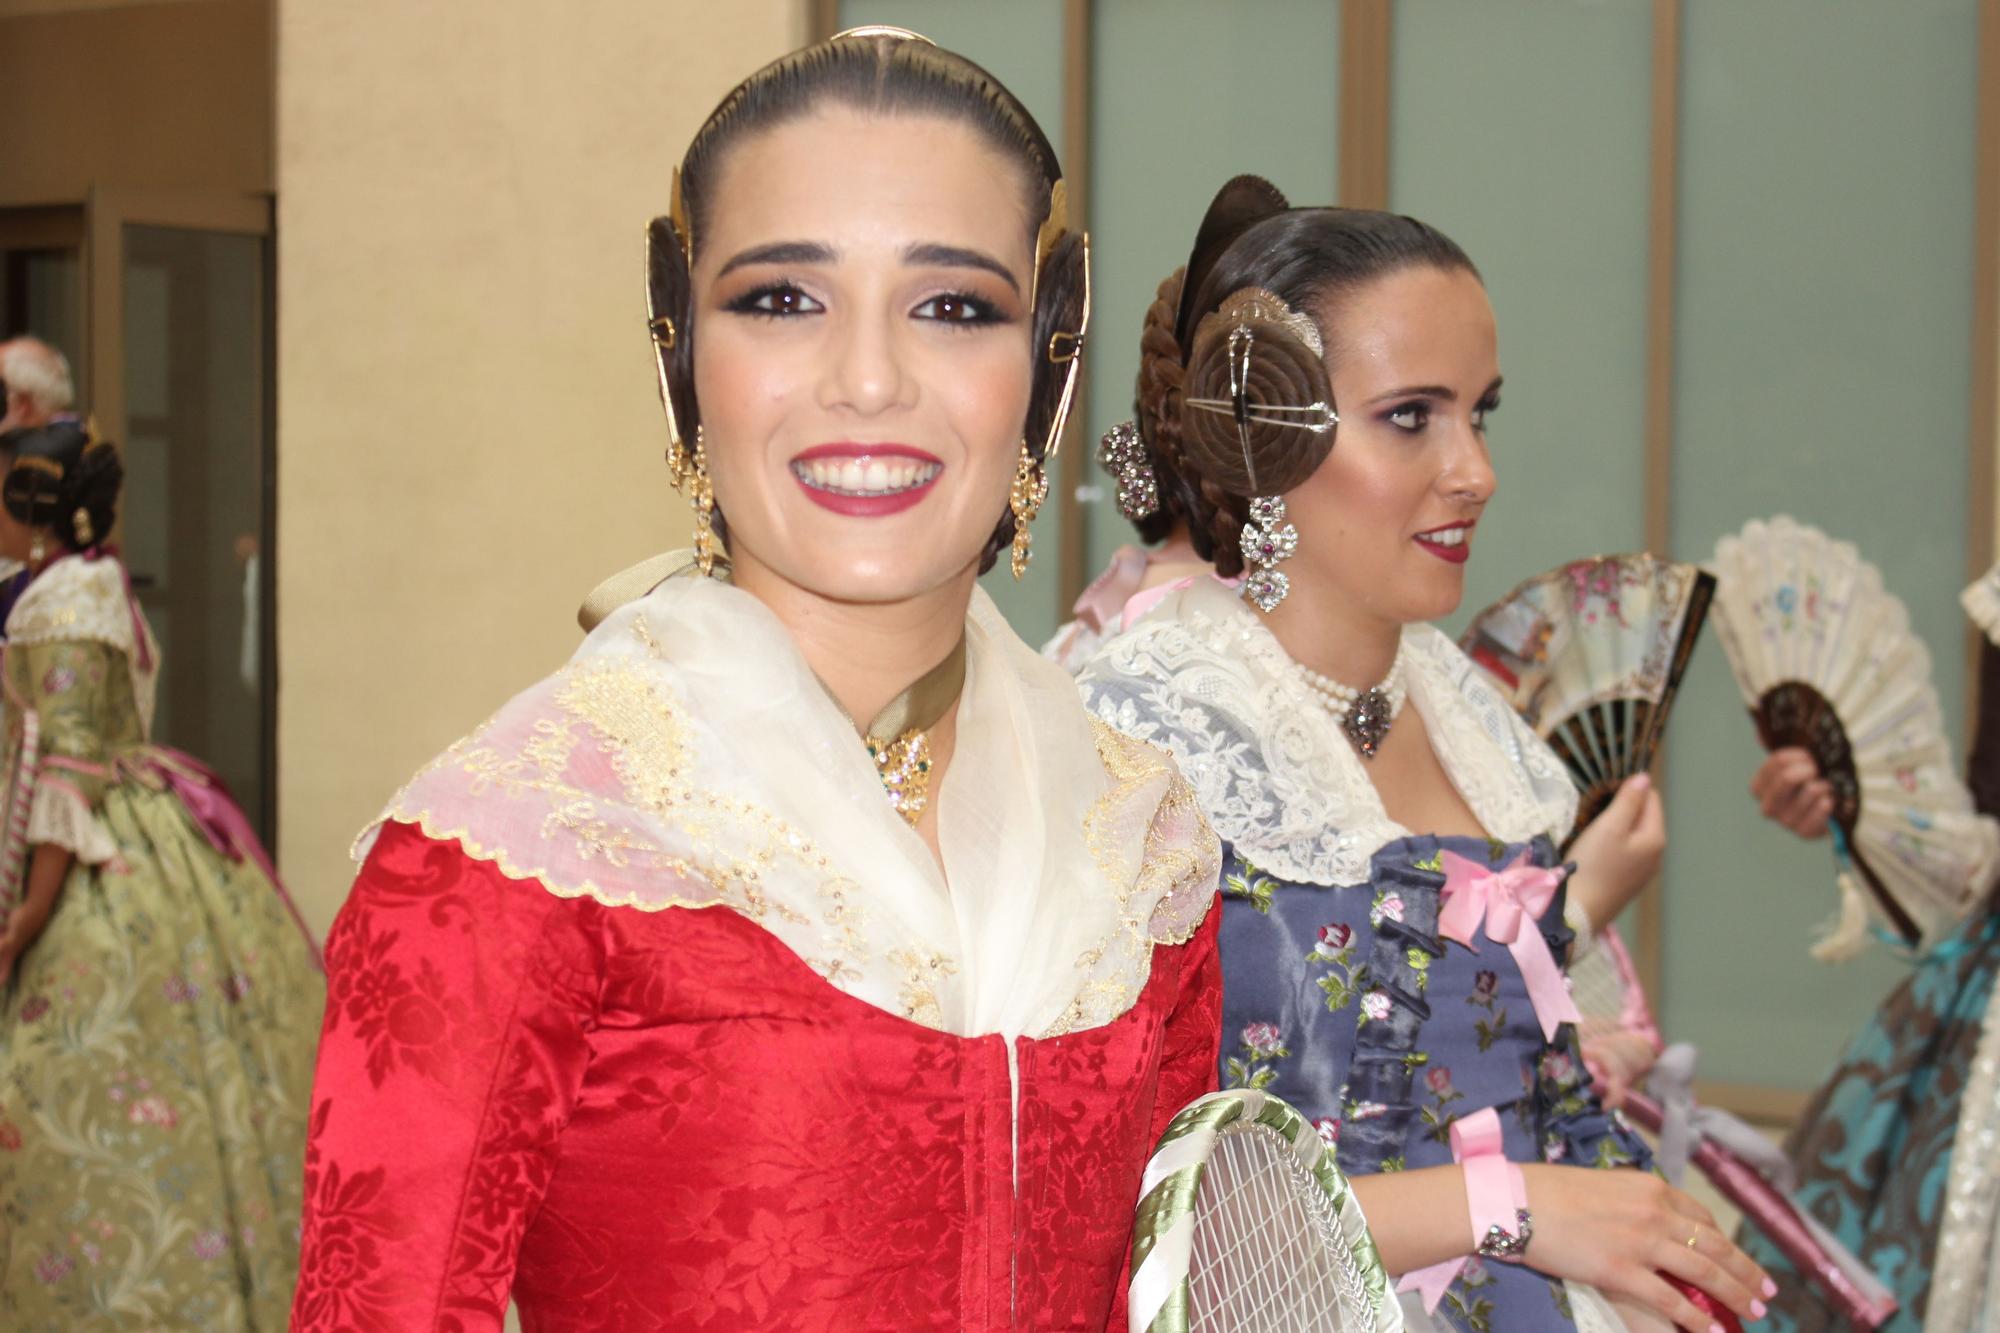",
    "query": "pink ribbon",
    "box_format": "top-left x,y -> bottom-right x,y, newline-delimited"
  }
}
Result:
1438,850 -> 1582,1041
1396,1106 -> 1526,1311
1069,545 -> 1150,633
131,748 -> 325,972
